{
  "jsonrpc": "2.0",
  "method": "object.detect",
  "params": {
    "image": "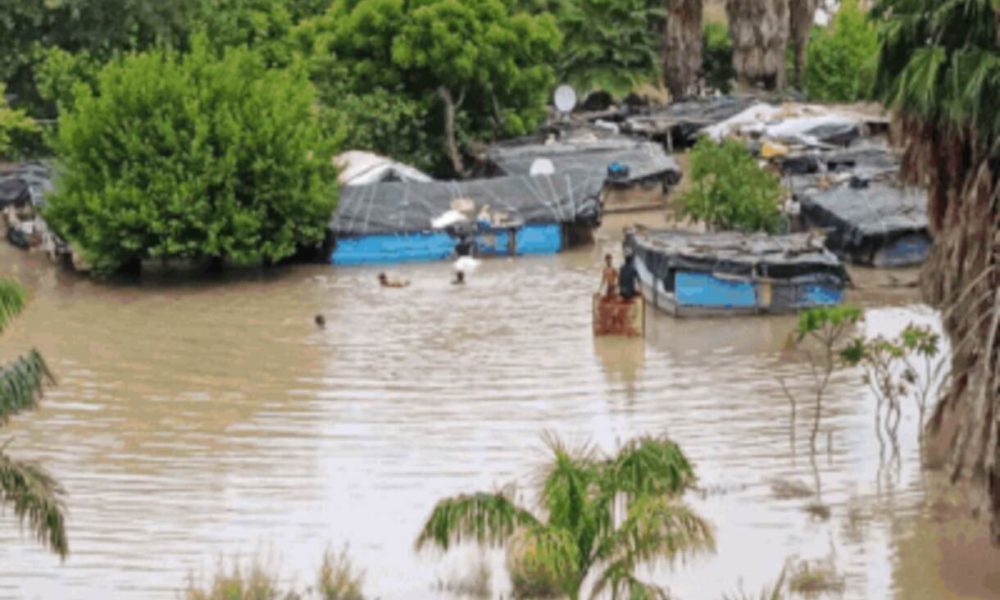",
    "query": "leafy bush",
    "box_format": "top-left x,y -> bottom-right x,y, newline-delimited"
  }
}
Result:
0,84 -> 40,160
183,550 -> 367,600
317,546 -> 366,600
678,138 -> 785,234
45,39 -> 337,275
703,22 -> 735,94
804,0 -> 878,102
